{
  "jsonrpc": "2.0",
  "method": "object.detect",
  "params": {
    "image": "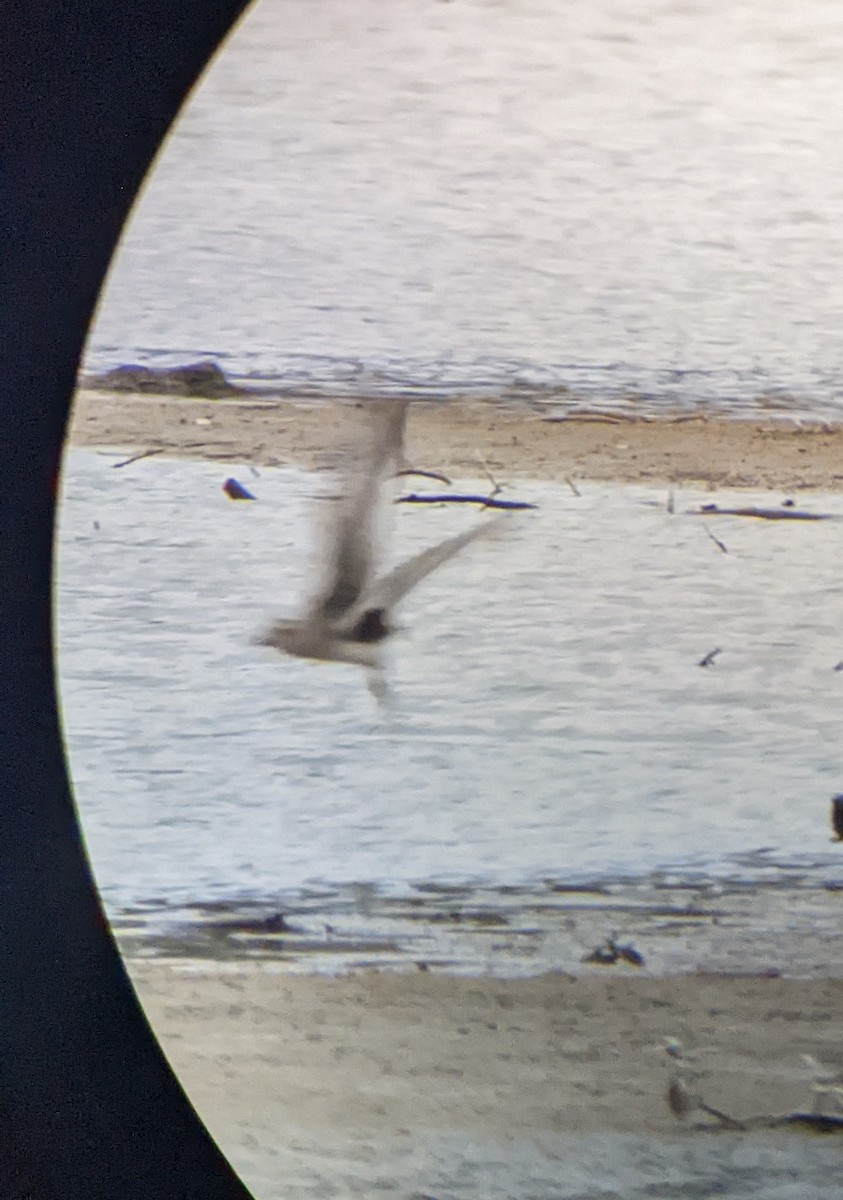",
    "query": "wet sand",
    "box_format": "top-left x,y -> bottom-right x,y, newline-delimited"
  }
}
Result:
70,388 -> 843,491
129,961 -> 843,1192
